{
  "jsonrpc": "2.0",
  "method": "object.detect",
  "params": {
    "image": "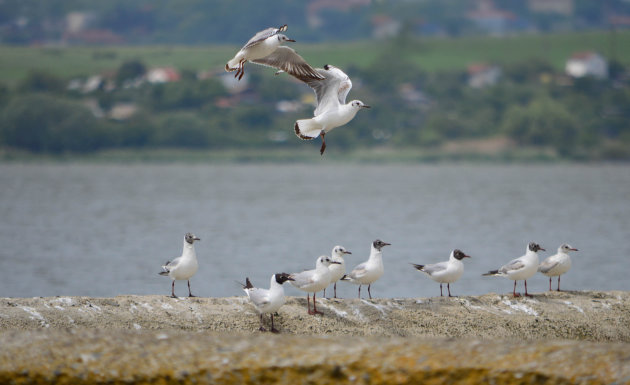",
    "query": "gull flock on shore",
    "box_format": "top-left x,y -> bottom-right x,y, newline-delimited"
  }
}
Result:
158,234 -> 578,333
